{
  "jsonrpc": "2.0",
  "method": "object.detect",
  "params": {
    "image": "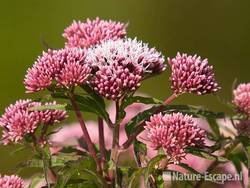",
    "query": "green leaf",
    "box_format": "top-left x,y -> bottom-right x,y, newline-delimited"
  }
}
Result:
125,104 -> 224,137
51,86 -> 111,125
186,147 -> 228,162
237,135 -> 250,147
28,175 -> 45,188
230,156 -> 244,187
178,163 -> 202,175
155,174 -> 164,188
81,85 -> 105,108
17,159 -> 44,169
29,104 -> 67,111
144,154 -> 166,187
206,117 -> 220,140
72,94 -> 110,124
134,140 -> 147,167
10,146 -> 28,156
227,148 -> 249,169
125,106 -> 159,136
40,145 -> 52,188
128,168 -> 145,188
51,152 -> 82,167
161,105 -> 224,119
120,96 -> 162,121
55,156 -> 105,188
